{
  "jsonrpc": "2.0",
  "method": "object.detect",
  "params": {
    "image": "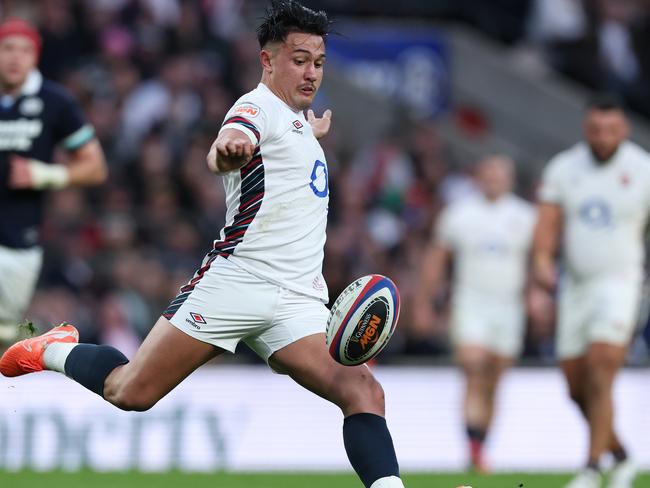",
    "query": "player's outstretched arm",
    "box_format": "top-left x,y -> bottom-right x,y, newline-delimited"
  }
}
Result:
207,128 -> 256,175
307,109 -> 332,139
9,139 -> 107,190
